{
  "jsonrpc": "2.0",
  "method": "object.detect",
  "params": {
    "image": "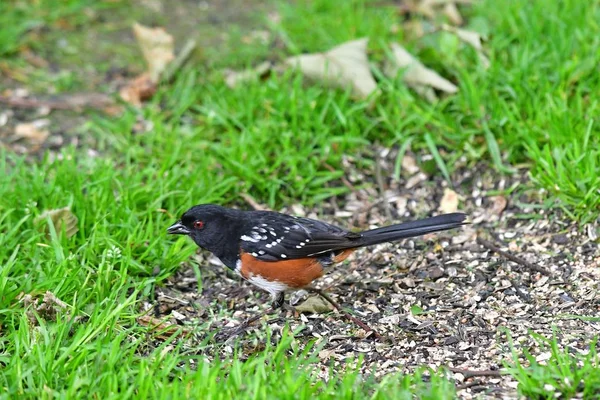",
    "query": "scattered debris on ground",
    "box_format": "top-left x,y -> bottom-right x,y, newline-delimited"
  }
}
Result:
146,147 -> 599,399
